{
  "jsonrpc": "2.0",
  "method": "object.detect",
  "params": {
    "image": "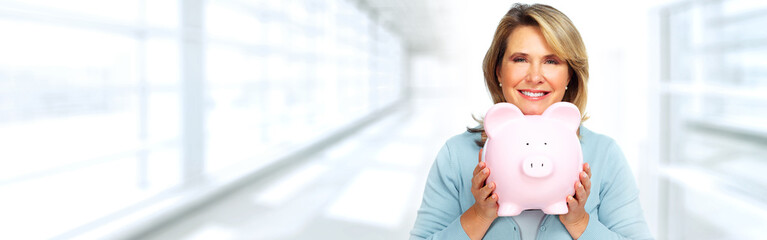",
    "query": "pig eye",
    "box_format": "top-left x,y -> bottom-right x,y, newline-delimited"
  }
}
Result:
526,143 -> 529,146
544,142 -> 547,145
